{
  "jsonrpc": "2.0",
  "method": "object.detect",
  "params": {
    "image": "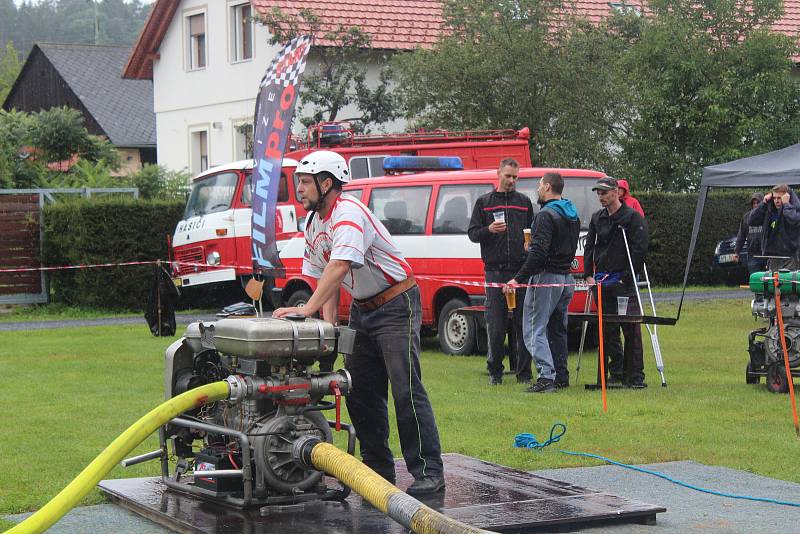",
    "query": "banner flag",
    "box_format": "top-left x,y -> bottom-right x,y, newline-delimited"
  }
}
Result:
251,35 -> 312,278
